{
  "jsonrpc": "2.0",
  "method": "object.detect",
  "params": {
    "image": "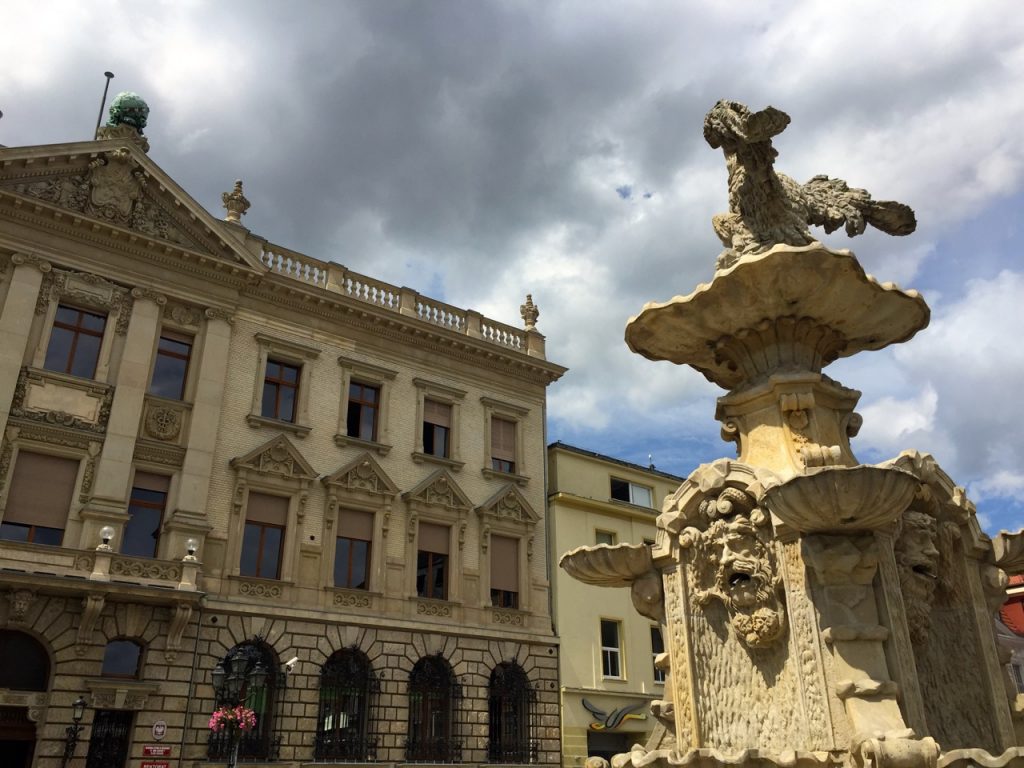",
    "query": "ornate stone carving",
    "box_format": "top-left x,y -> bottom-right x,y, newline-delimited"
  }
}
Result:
204,307 -> 235,325
222,180 -> 251,223
680,491 -> 786,649
166,303 -> 202,327
109,557 -> 181,581
9,367 -> 115,435
76,594 -> 106,655
230,434 -> 317,481
492,609 -> 525,626
6,589 -> 36,623
238,581 -> 282,598
703,100 -> 915,268
323,453 -> 398,498
334,590 -> 372,608
144,405 -> 182,441
417,601 -> 452,617
893,510 -> 943,646
165,603 -> 193,663
130,286 -> 167,305
520,294 -> 539,330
